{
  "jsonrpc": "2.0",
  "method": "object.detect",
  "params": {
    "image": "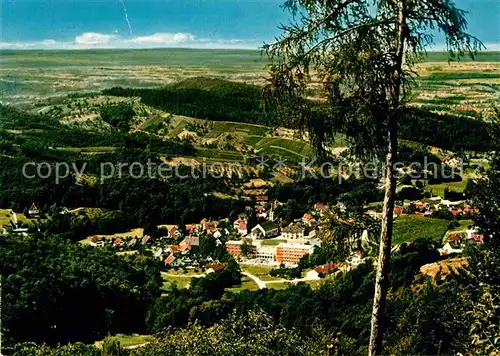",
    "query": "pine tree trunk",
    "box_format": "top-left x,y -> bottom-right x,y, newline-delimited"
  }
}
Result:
368,1 -> 406,355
